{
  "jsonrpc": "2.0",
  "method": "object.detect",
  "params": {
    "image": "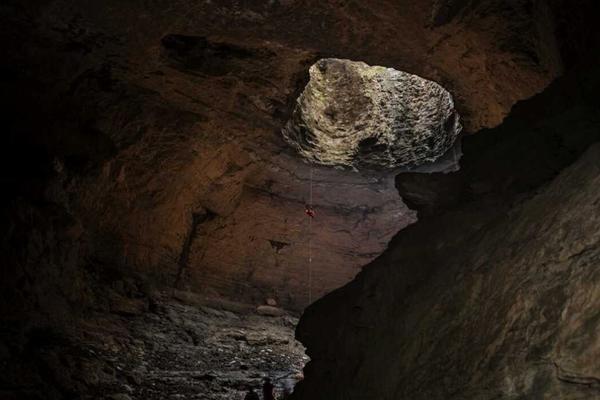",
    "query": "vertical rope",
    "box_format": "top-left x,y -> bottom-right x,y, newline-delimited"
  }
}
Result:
310,166 -> 313,206
451,136 -> 460,169
308,166 -> 313,304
